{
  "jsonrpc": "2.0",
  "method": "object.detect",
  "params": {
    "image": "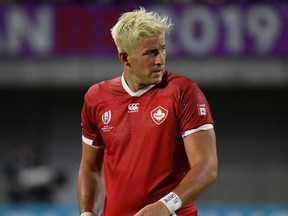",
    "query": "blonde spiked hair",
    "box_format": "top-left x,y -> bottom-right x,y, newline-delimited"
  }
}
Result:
111,7 -> 173,54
